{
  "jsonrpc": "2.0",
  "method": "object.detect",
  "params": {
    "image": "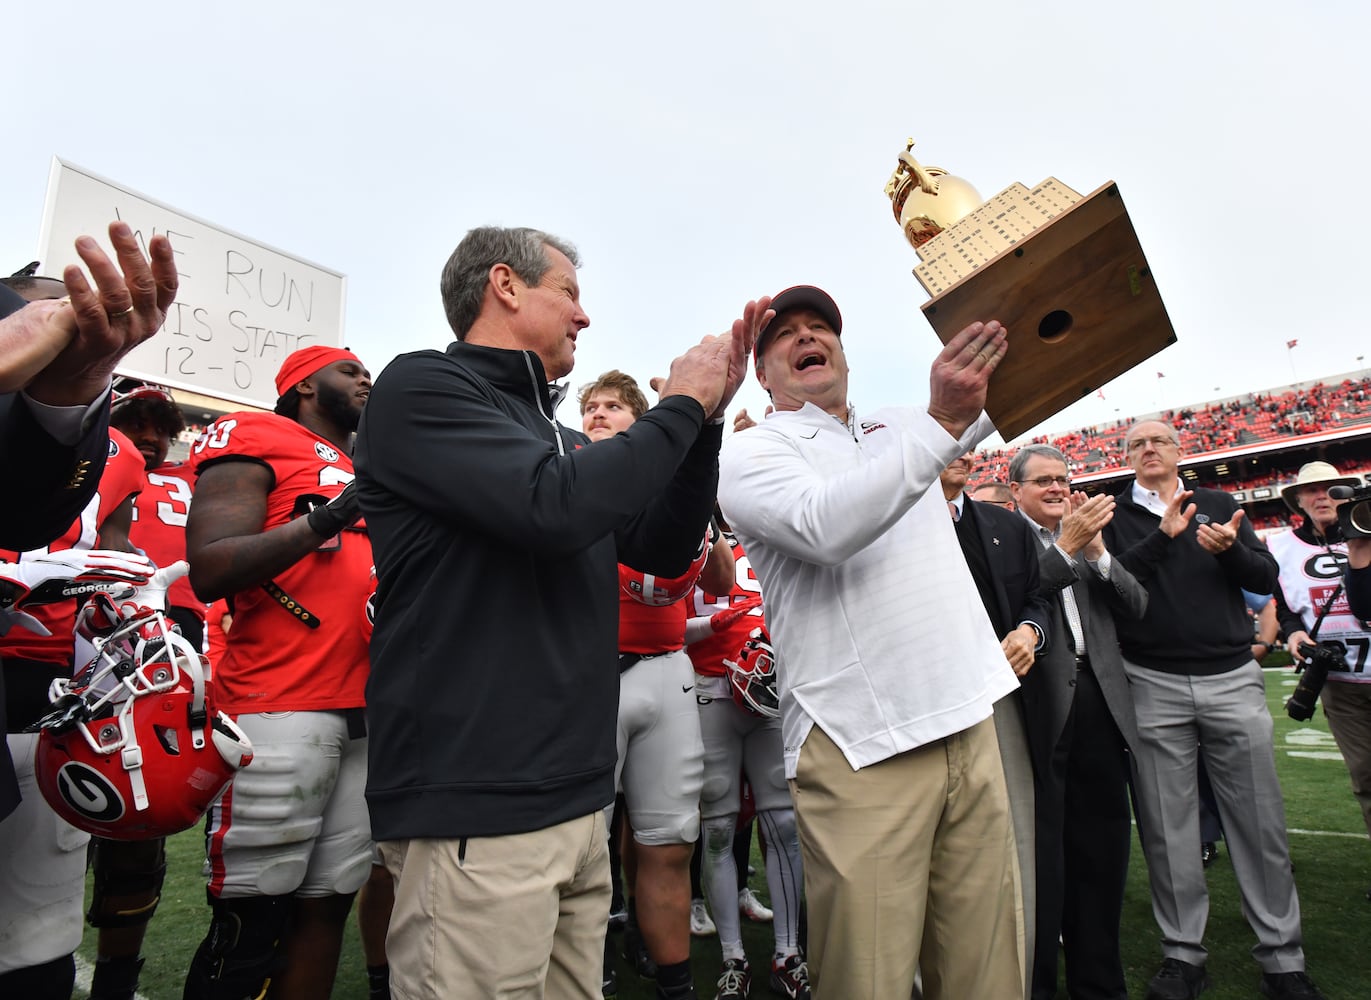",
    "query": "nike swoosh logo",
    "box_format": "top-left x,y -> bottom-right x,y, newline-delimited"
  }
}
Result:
800,430 -> 819,439
681,684 -> 694,693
